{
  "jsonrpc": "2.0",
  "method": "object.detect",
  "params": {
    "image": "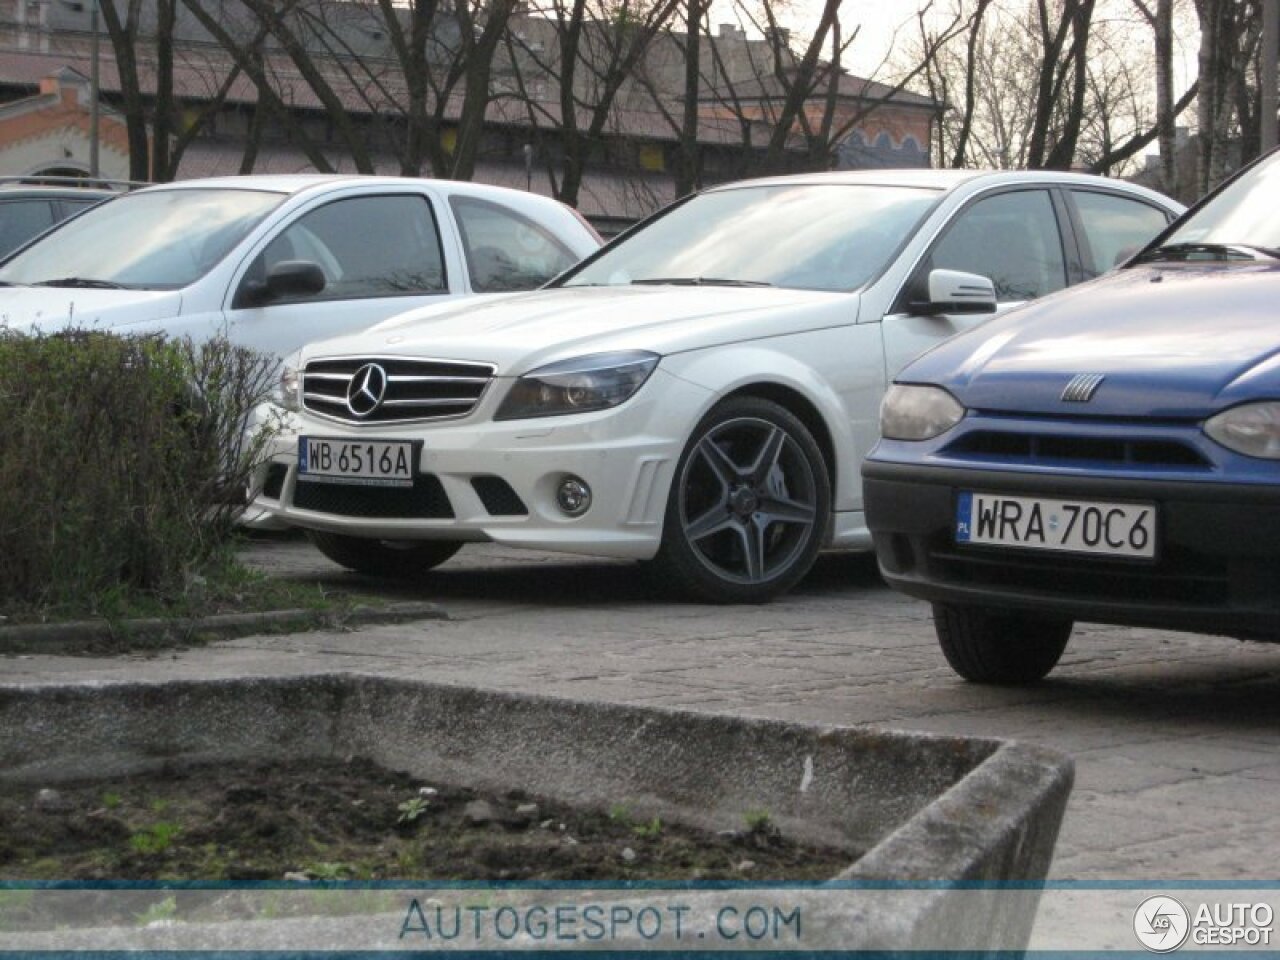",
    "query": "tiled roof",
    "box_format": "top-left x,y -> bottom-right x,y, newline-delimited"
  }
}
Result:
0,47 -> 789,147
704,69 -> 938,110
